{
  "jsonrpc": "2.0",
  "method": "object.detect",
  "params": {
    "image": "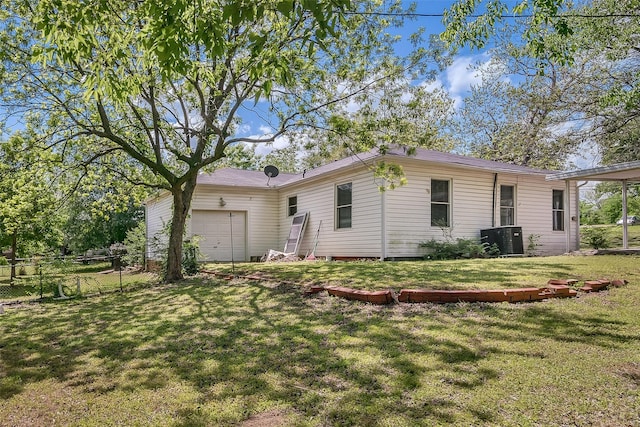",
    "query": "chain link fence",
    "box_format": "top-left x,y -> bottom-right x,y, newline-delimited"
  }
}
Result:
0,254 -> 159,305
